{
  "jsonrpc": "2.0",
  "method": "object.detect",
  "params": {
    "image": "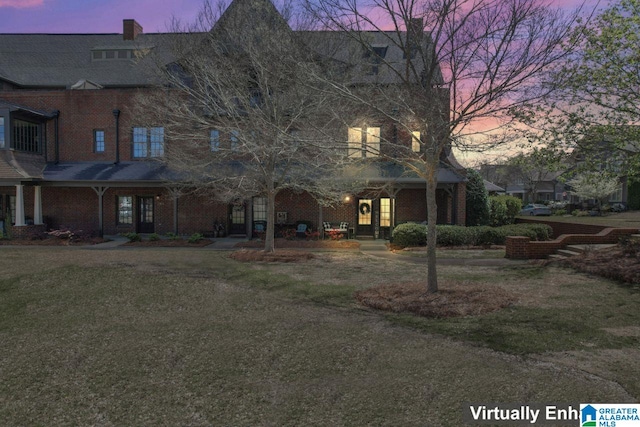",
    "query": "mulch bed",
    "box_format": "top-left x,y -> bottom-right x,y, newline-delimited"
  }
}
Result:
229,249 -> 315,263
552,245 -> 640,285
236,238 -> 360,250
0,237 -> 108,246
355,281 -> 516,318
